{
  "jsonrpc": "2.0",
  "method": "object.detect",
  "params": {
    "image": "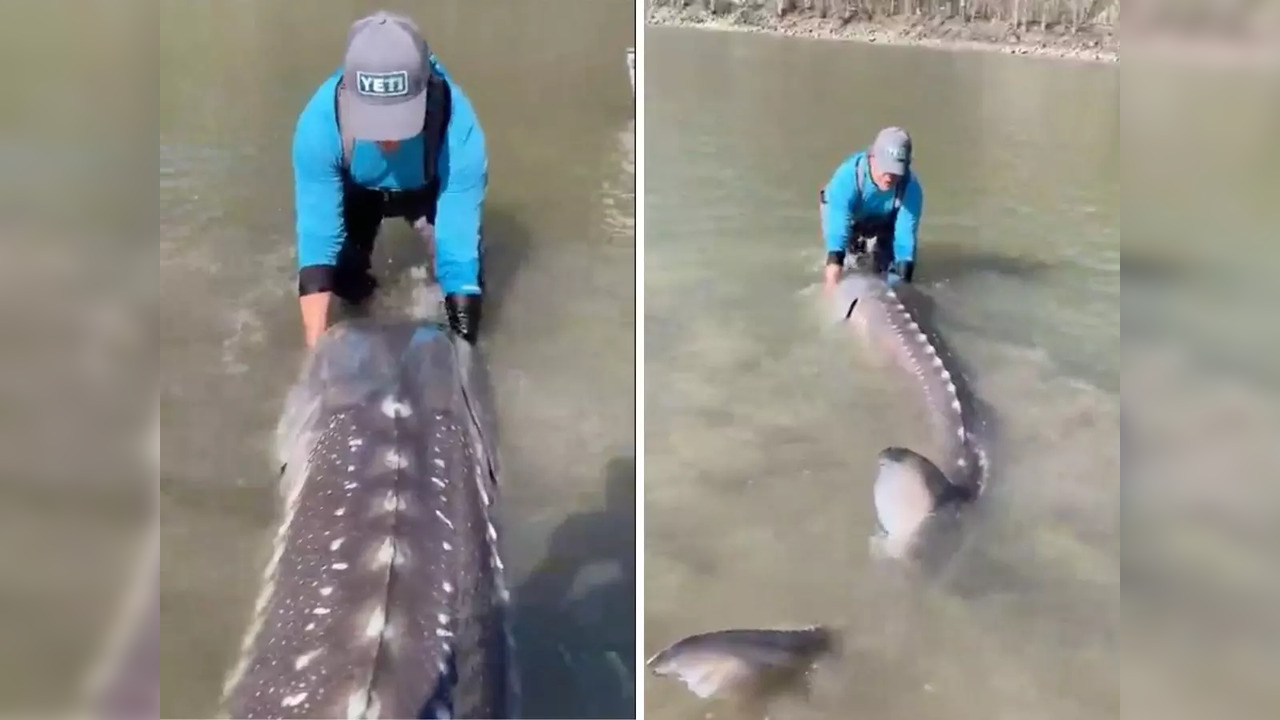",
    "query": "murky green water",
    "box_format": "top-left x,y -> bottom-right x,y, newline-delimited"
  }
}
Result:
644,25 -> 1271,720
0,1 -> 153,714
159,1 -> 634,717
1122,57 -> 1280,720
